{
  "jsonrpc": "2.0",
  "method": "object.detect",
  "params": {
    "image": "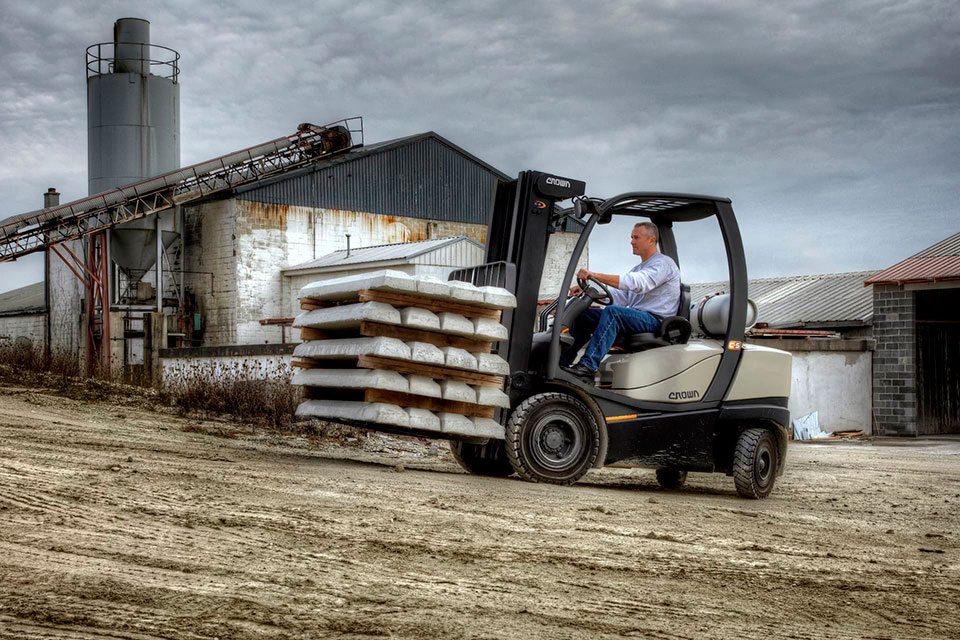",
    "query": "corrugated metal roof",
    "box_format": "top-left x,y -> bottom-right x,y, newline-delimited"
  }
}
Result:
0,281 -> 45,314
690,271 -> 877,328
283,236 -> 483,274
237,133 -> 509,226
864,230 -> 960,285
